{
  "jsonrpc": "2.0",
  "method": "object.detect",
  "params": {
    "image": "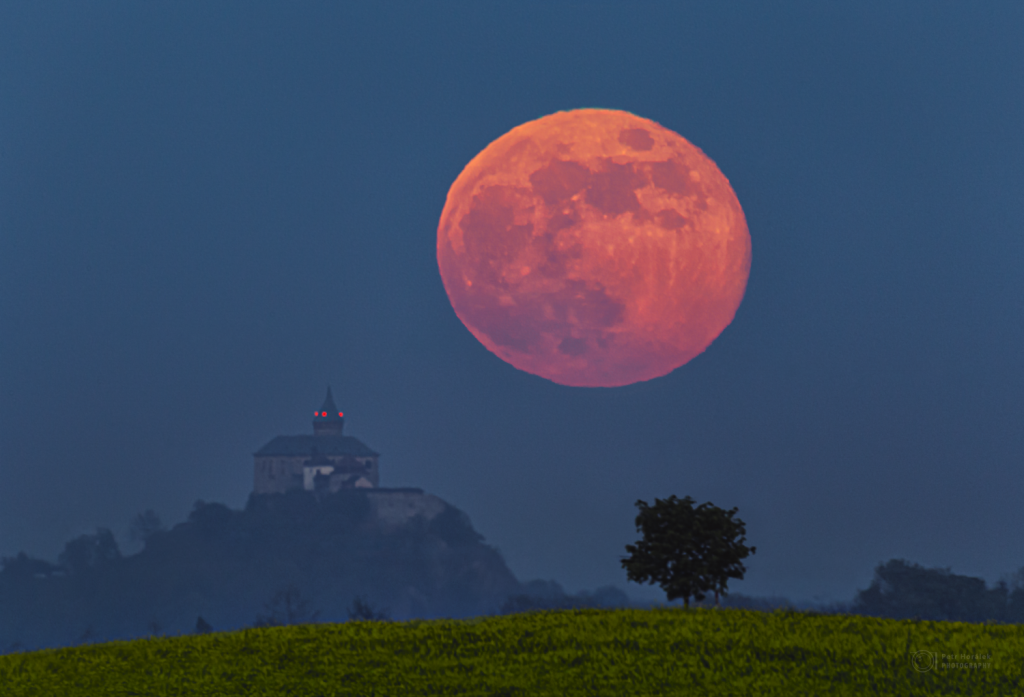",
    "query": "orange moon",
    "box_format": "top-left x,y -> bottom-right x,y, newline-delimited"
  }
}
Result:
437,109 -> 751,387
